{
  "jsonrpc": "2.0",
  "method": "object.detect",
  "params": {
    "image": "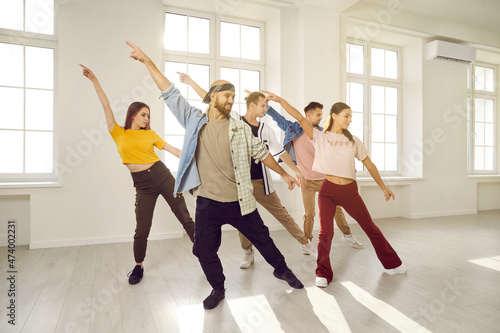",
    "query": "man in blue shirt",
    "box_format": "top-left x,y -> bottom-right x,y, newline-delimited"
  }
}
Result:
127,41 -> 304,310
